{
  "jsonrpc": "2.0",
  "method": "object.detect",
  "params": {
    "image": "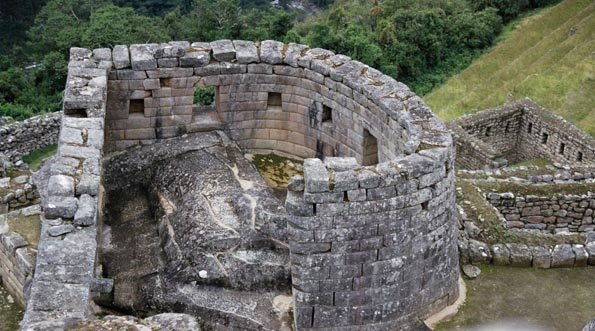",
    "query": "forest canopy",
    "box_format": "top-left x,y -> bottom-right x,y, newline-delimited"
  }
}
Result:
0,0 -> 558,120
